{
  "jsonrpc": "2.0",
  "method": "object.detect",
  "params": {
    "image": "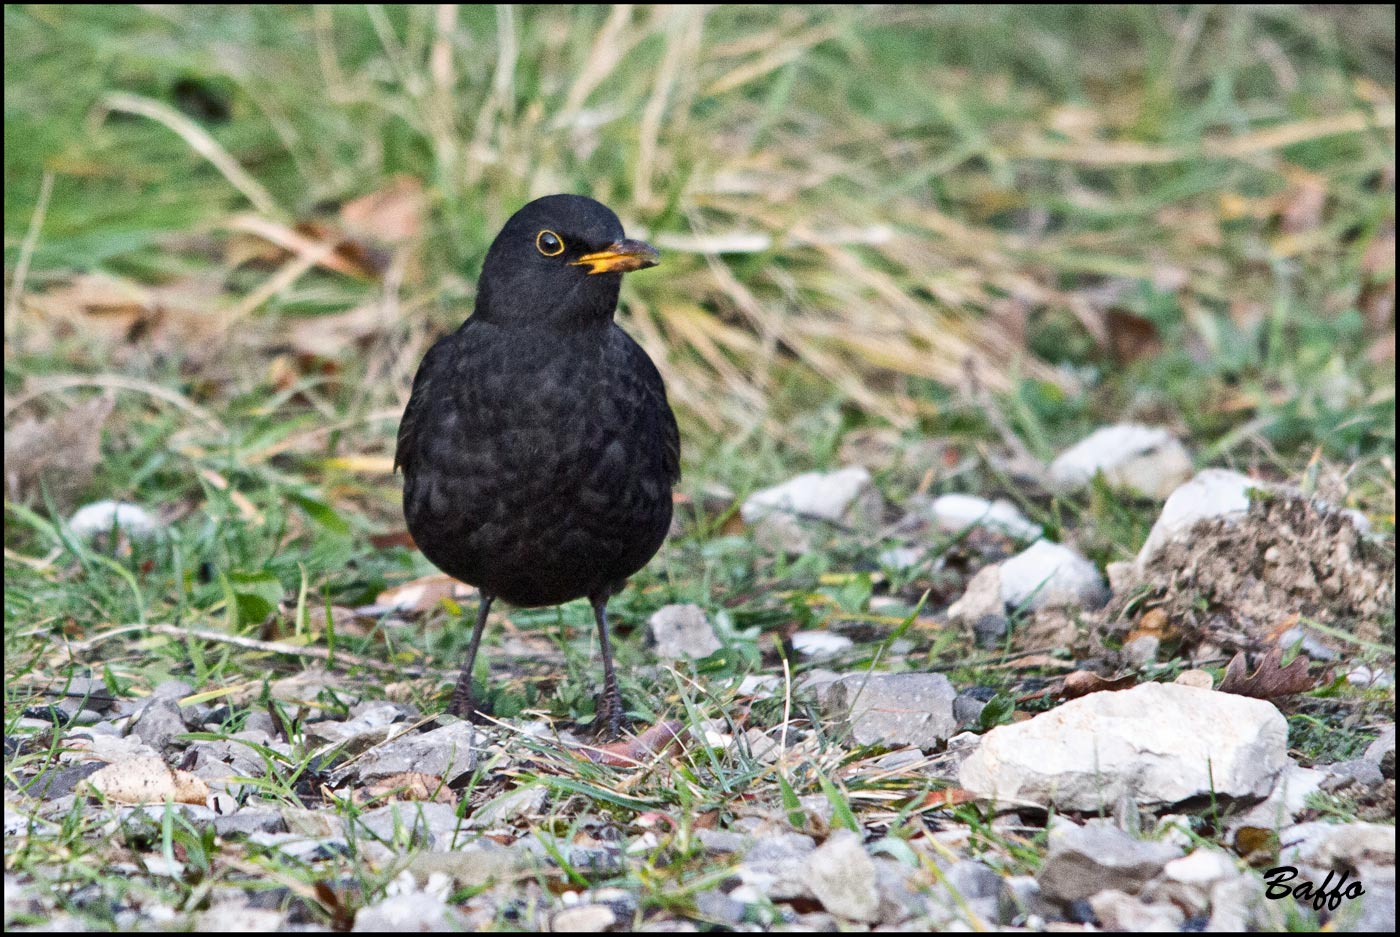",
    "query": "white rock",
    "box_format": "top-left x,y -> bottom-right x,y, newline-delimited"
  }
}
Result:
68,501 -> 161,541
1227,759 -> 1326,832
945,565 -> 1004,623
928,494 -> 1042,540
1089,889 -> 1185,931
878,546 -> 926,570
742,466 -> 875,524
648,604 -> 721,660
999,540 -> 1107,611
804,829 -> 880,922
959,683 -> 1288,810
1136,469 -> 1256,568
1279,821 -> 1396,870
791,632 -> 853,659
1048,424 -> 1193,499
